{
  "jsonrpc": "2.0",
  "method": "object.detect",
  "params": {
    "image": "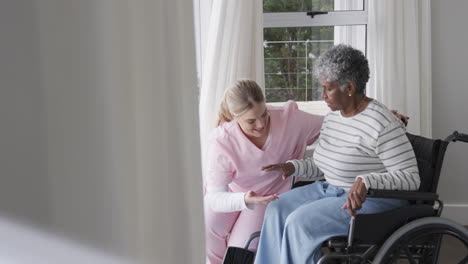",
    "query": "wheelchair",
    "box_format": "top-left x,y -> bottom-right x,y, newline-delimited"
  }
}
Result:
223,131 -> 468,264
